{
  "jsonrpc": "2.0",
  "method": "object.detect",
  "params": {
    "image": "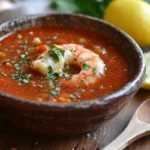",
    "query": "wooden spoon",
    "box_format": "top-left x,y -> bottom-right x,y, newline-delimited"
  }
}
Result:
103,98 -> 150,150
